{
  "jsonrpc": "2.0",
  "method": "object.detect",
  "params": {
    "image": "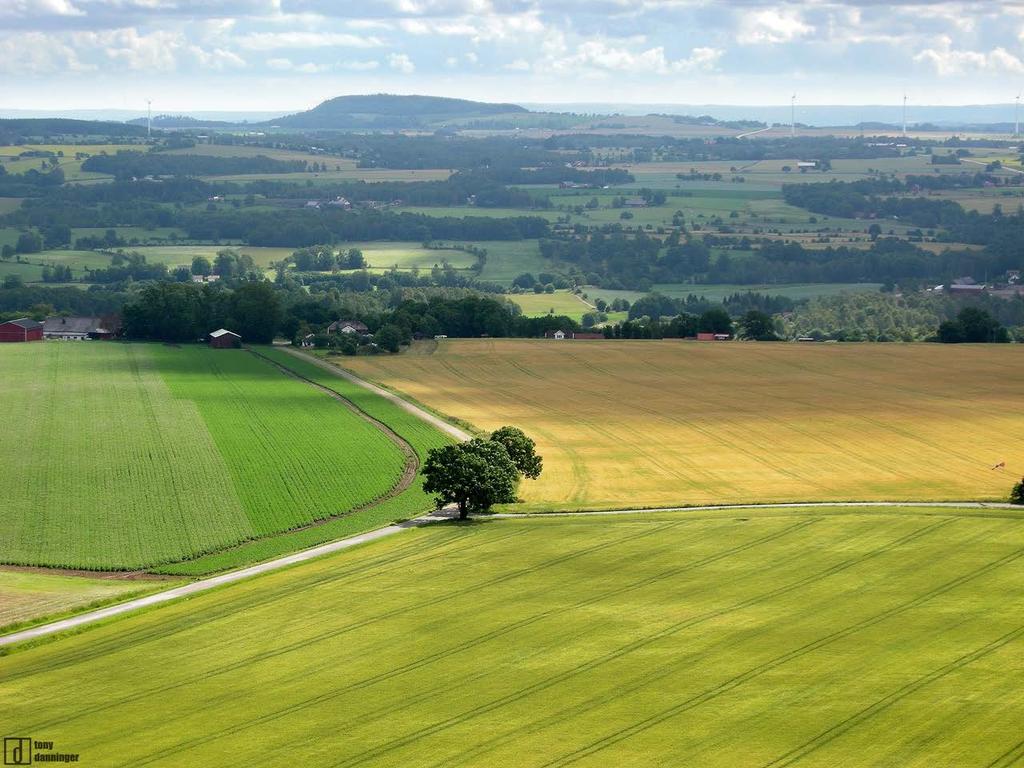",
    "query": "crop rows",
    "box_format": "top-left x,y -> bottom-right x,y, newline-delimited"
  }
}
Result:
1,344 -> 407,570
